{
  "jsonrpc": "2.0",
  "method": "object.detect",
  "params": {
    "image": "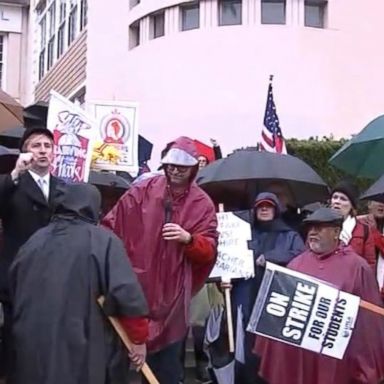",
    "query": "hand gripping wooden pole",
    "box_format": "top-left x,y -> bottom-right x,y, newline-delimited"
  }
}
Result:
97,297 -> 159,384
